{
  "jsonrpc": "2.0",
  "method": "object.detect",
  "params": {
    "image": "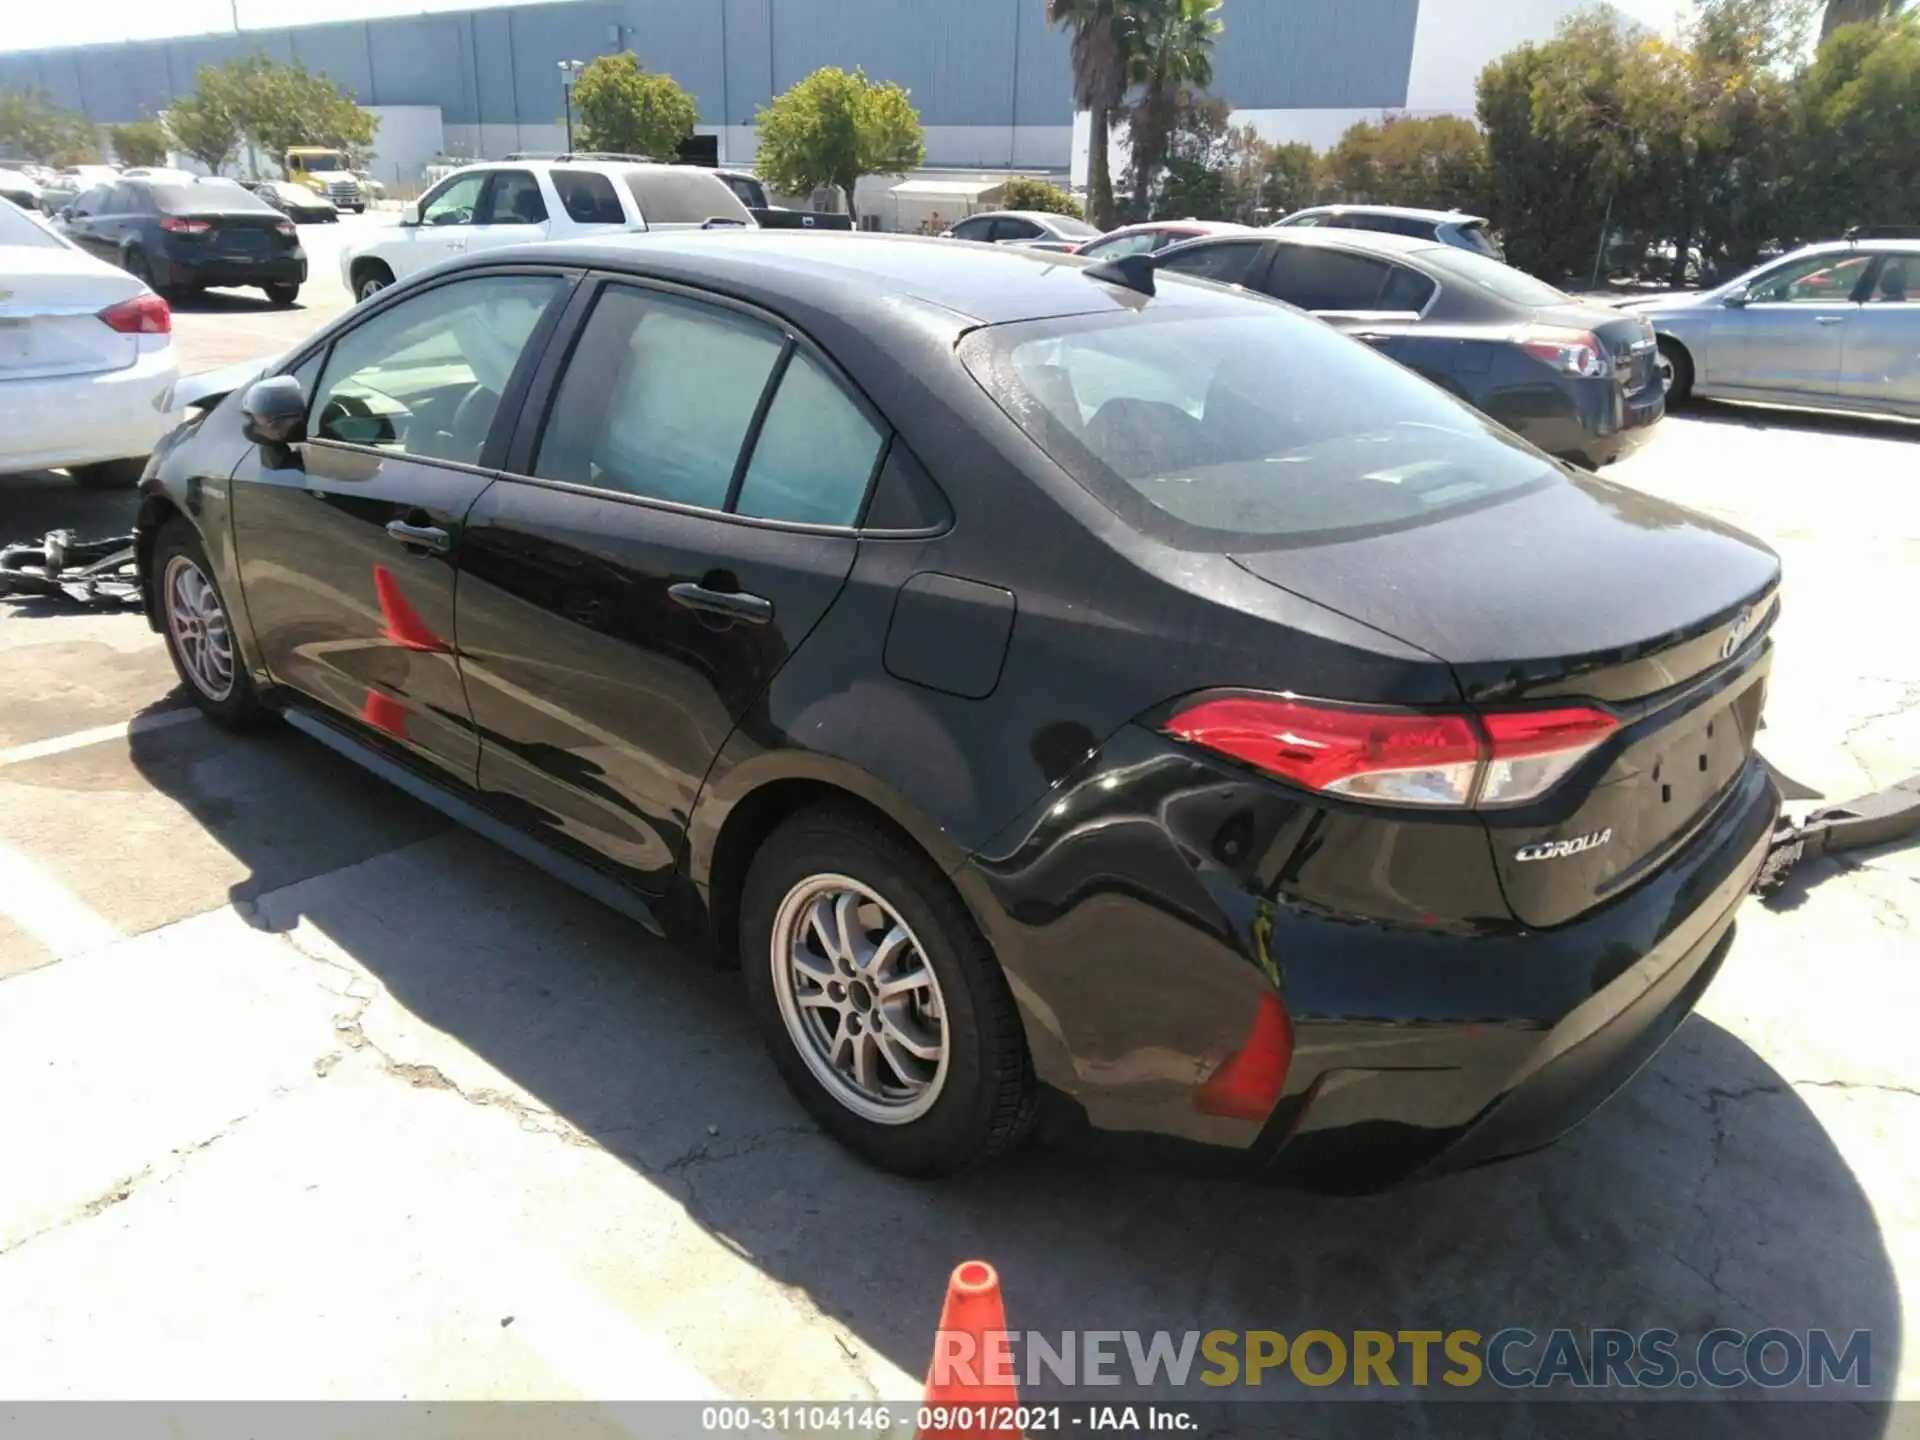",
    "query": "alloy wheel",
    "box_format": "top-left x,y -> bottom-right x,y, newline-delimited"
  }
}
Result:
770,874 -> 950,1125
1656,350 -> 1675,393
163,555 -> 236,702
357,275 -> 388,301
